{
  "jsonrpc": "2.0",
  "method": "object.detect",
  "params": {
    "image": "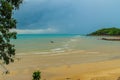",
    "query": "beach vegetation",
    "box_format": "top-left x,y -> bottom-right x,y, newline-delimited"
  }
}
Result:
32,71 -> 41,80
88,27 -> 120,36
0,0 -> 22,64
